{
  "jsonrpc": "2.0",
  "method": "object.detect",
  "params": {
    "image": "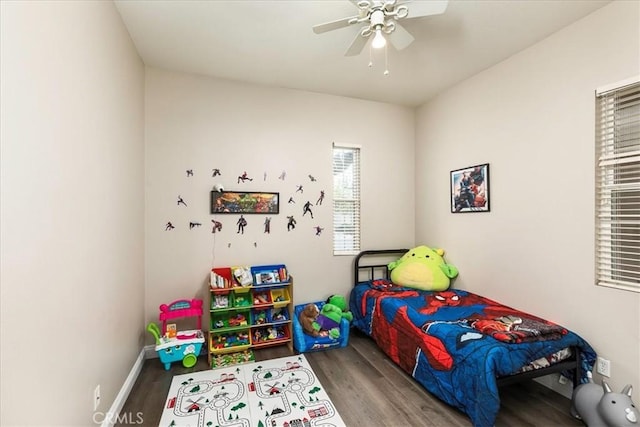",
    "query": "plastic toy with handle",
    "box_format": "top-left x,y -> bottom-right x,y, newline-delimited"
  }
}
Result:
147,298 -> 205,370
147,322 -> 163,346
